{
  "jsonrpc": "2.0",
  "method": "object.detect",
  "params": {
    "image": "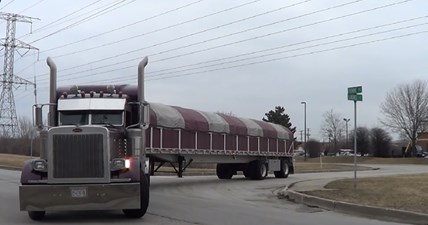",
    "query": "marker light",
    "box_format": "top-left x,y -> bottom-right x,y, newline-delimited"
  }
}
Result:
125,159 -> 131,169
